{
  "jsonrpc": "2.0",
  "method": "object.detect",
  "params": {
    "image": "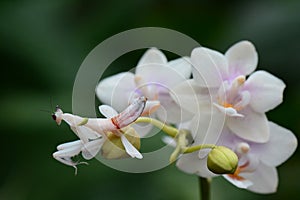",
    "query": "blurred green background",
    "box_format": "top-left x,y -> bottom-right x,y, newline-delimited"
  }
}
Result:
1,0 -> 299,199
